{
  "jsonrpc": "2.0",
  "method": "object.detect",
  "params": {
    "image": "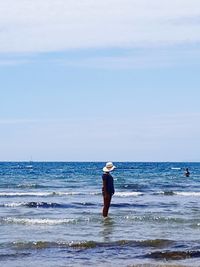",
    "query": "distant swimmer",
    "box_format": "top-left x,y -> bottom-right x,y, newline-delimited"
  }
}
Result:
184,168 -> 190,177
